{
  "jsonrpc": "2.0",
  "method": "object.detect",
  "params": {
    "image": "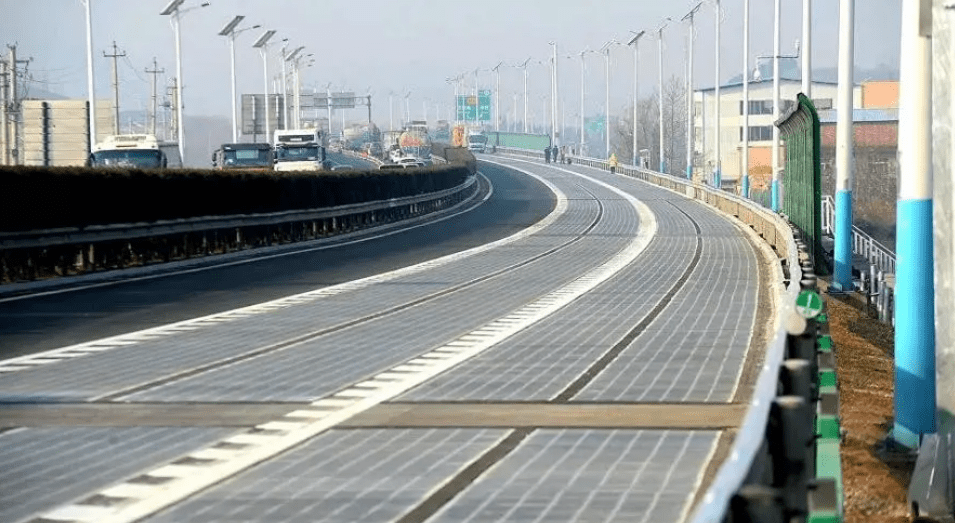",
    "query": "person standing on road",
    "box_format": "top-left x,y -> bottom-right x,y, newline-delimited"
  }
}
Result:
609,152 -> 619,174
544,146 -> 551,163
